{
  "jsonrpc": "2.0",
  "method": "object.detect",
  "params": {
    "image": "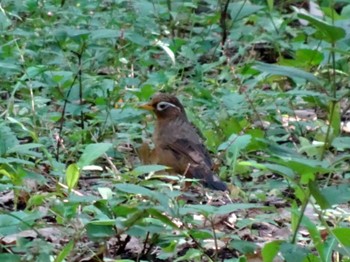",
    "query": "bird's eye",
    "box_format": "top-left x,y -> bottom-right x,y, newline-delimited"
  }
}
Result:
156,102 -> 175,111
